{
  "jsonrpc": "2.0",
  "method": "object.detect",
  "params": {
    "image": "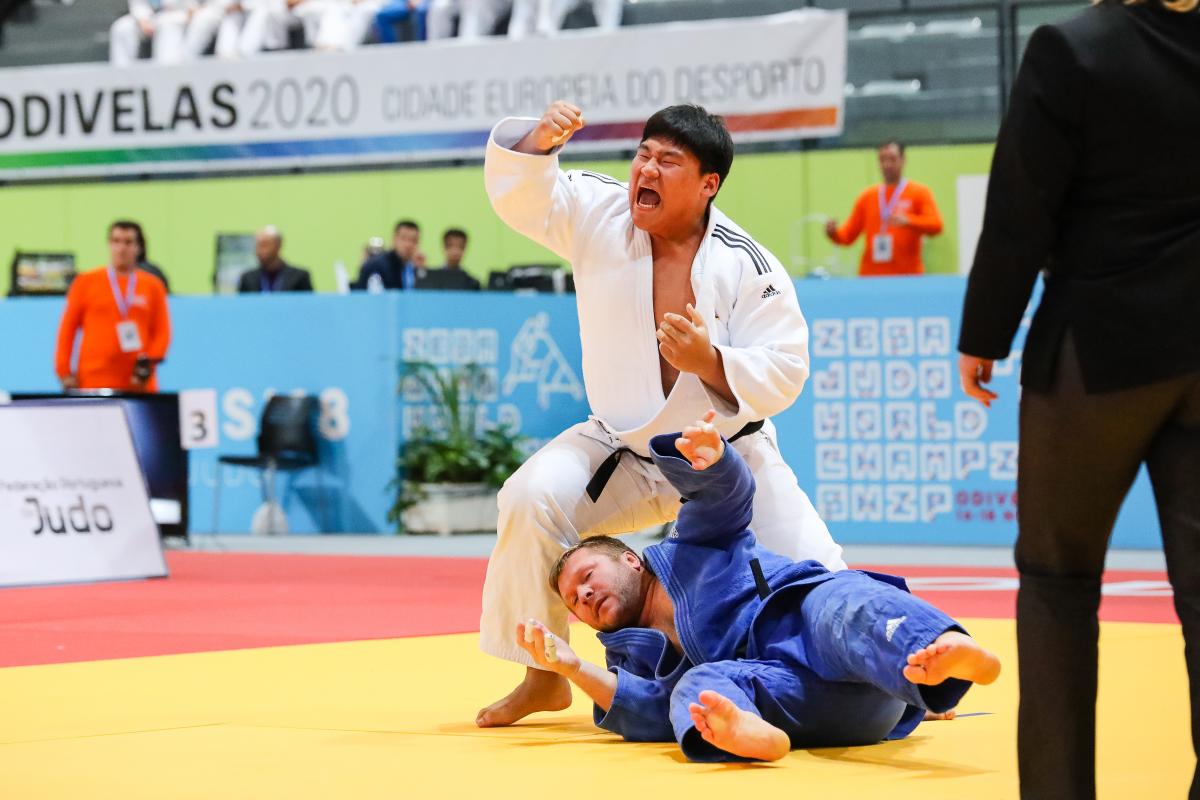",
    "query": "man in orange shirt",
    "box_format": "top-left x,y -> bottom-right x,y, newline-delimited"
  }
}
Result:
824,141 -> 943,276
55,221 -> 171,393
